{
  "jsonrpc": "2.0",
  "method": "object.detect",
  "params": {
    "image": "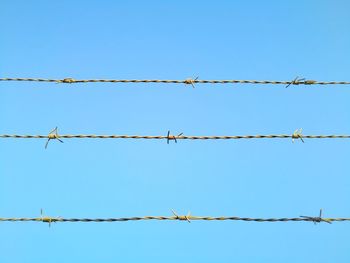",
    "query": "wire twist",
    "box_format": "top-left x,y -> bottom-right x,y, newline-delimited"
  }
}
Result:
1,129 -> 349,148
0,209 -> 348,225
1,77 -> 350,86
